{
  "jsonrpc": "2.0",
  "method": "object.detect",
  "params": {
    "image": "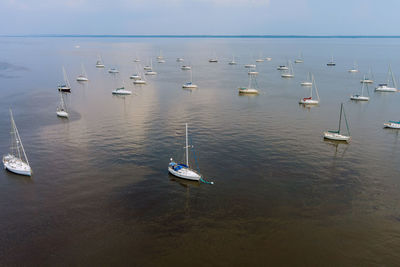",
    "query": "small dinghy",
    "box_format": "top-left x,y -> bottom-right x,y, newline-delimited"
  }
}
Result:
168,123 -> 213,184
3,109 -> 32,176
277,64 -> 288,70
323,103 -> 351,142
181,65 -> 192,70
